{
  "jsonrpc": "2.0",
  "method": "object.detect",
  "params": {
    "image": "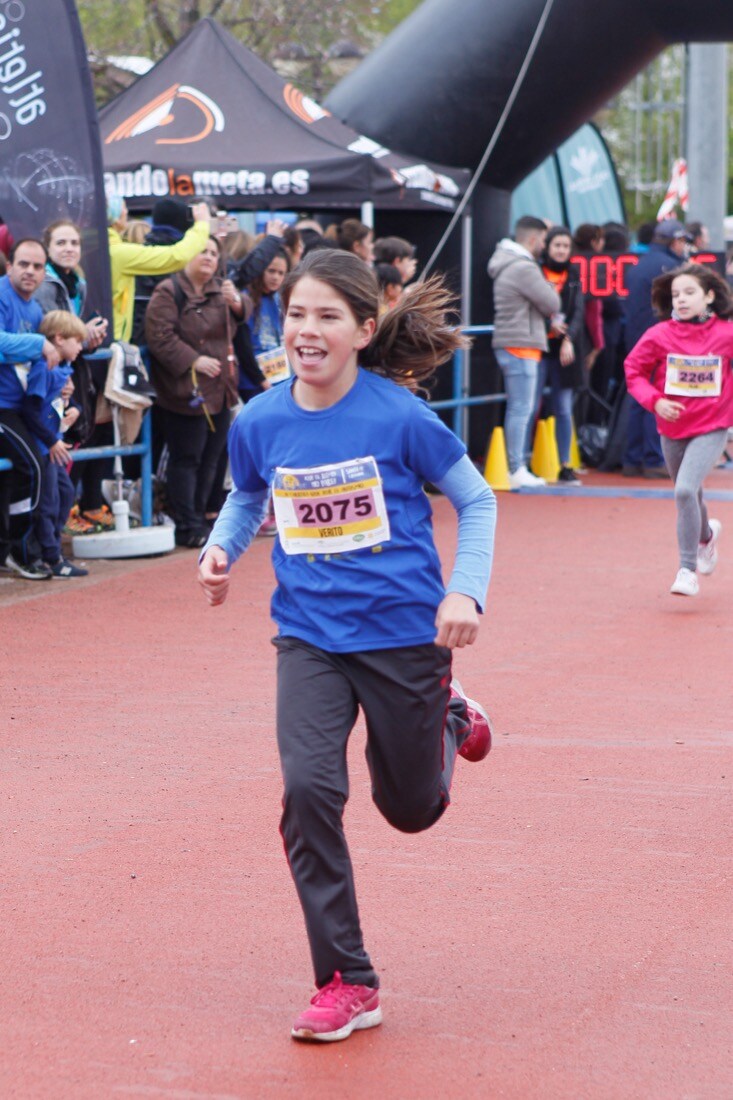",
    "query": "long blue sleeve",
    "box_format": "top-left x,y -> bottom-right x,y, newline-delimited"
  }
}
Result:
434,454 -> 496,613
0,330 -> 45,361
201,486 -> 269,565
